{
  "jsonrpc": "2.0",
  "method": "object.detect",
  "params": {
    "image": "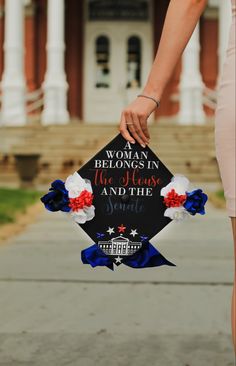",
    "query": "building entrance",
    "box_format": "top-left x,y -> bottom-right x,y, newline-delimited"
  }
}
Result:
84,0 -> 153,123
